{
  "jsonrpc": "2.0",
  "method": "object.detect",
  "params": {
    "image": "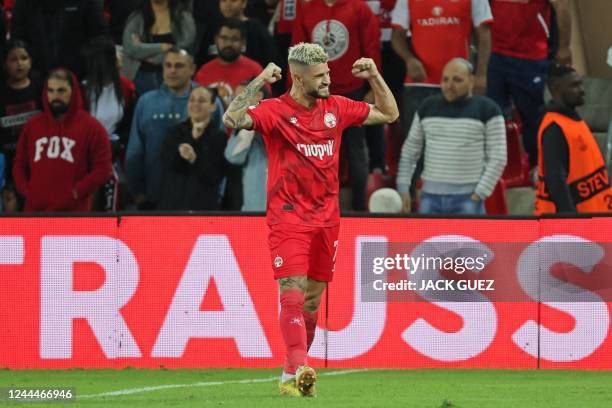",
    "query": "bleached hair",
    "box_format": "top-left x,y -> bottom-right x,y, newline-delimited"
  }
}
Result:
287,42 -> 328,66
